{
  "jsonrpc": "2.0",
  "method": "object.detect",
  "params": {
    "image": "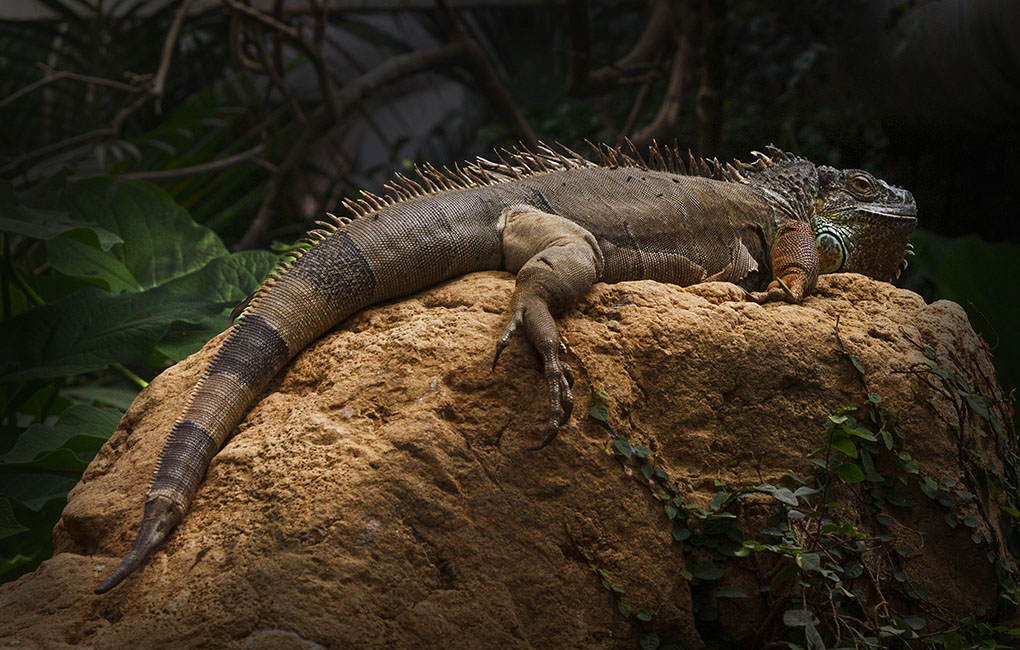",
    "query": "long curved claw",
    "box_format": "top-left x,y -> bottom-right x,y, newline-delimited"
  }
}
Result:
526,343 -> 573,451
492,308 -> 524,370
748,277 -> 799,303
